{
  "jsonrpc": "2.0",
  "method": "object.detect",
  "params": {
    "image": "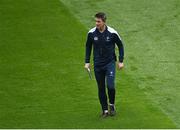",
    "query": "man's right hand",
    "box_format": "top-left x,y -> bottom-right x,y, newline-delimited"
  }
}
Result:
84,63 -> 90,70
